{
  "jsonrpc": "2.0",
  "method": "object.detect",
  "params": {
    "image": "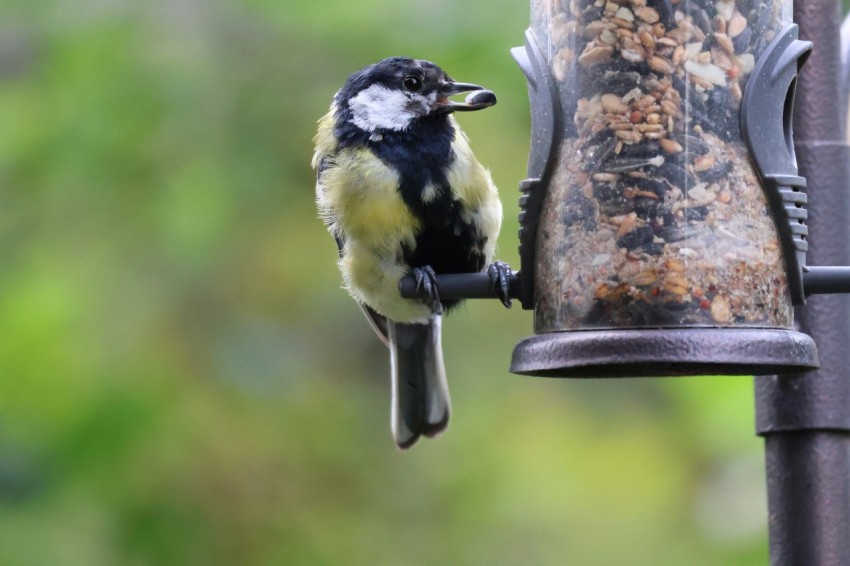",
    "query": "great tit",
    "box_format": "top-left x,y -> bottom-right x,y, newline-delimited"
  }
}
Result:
313,57 -> 511,449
